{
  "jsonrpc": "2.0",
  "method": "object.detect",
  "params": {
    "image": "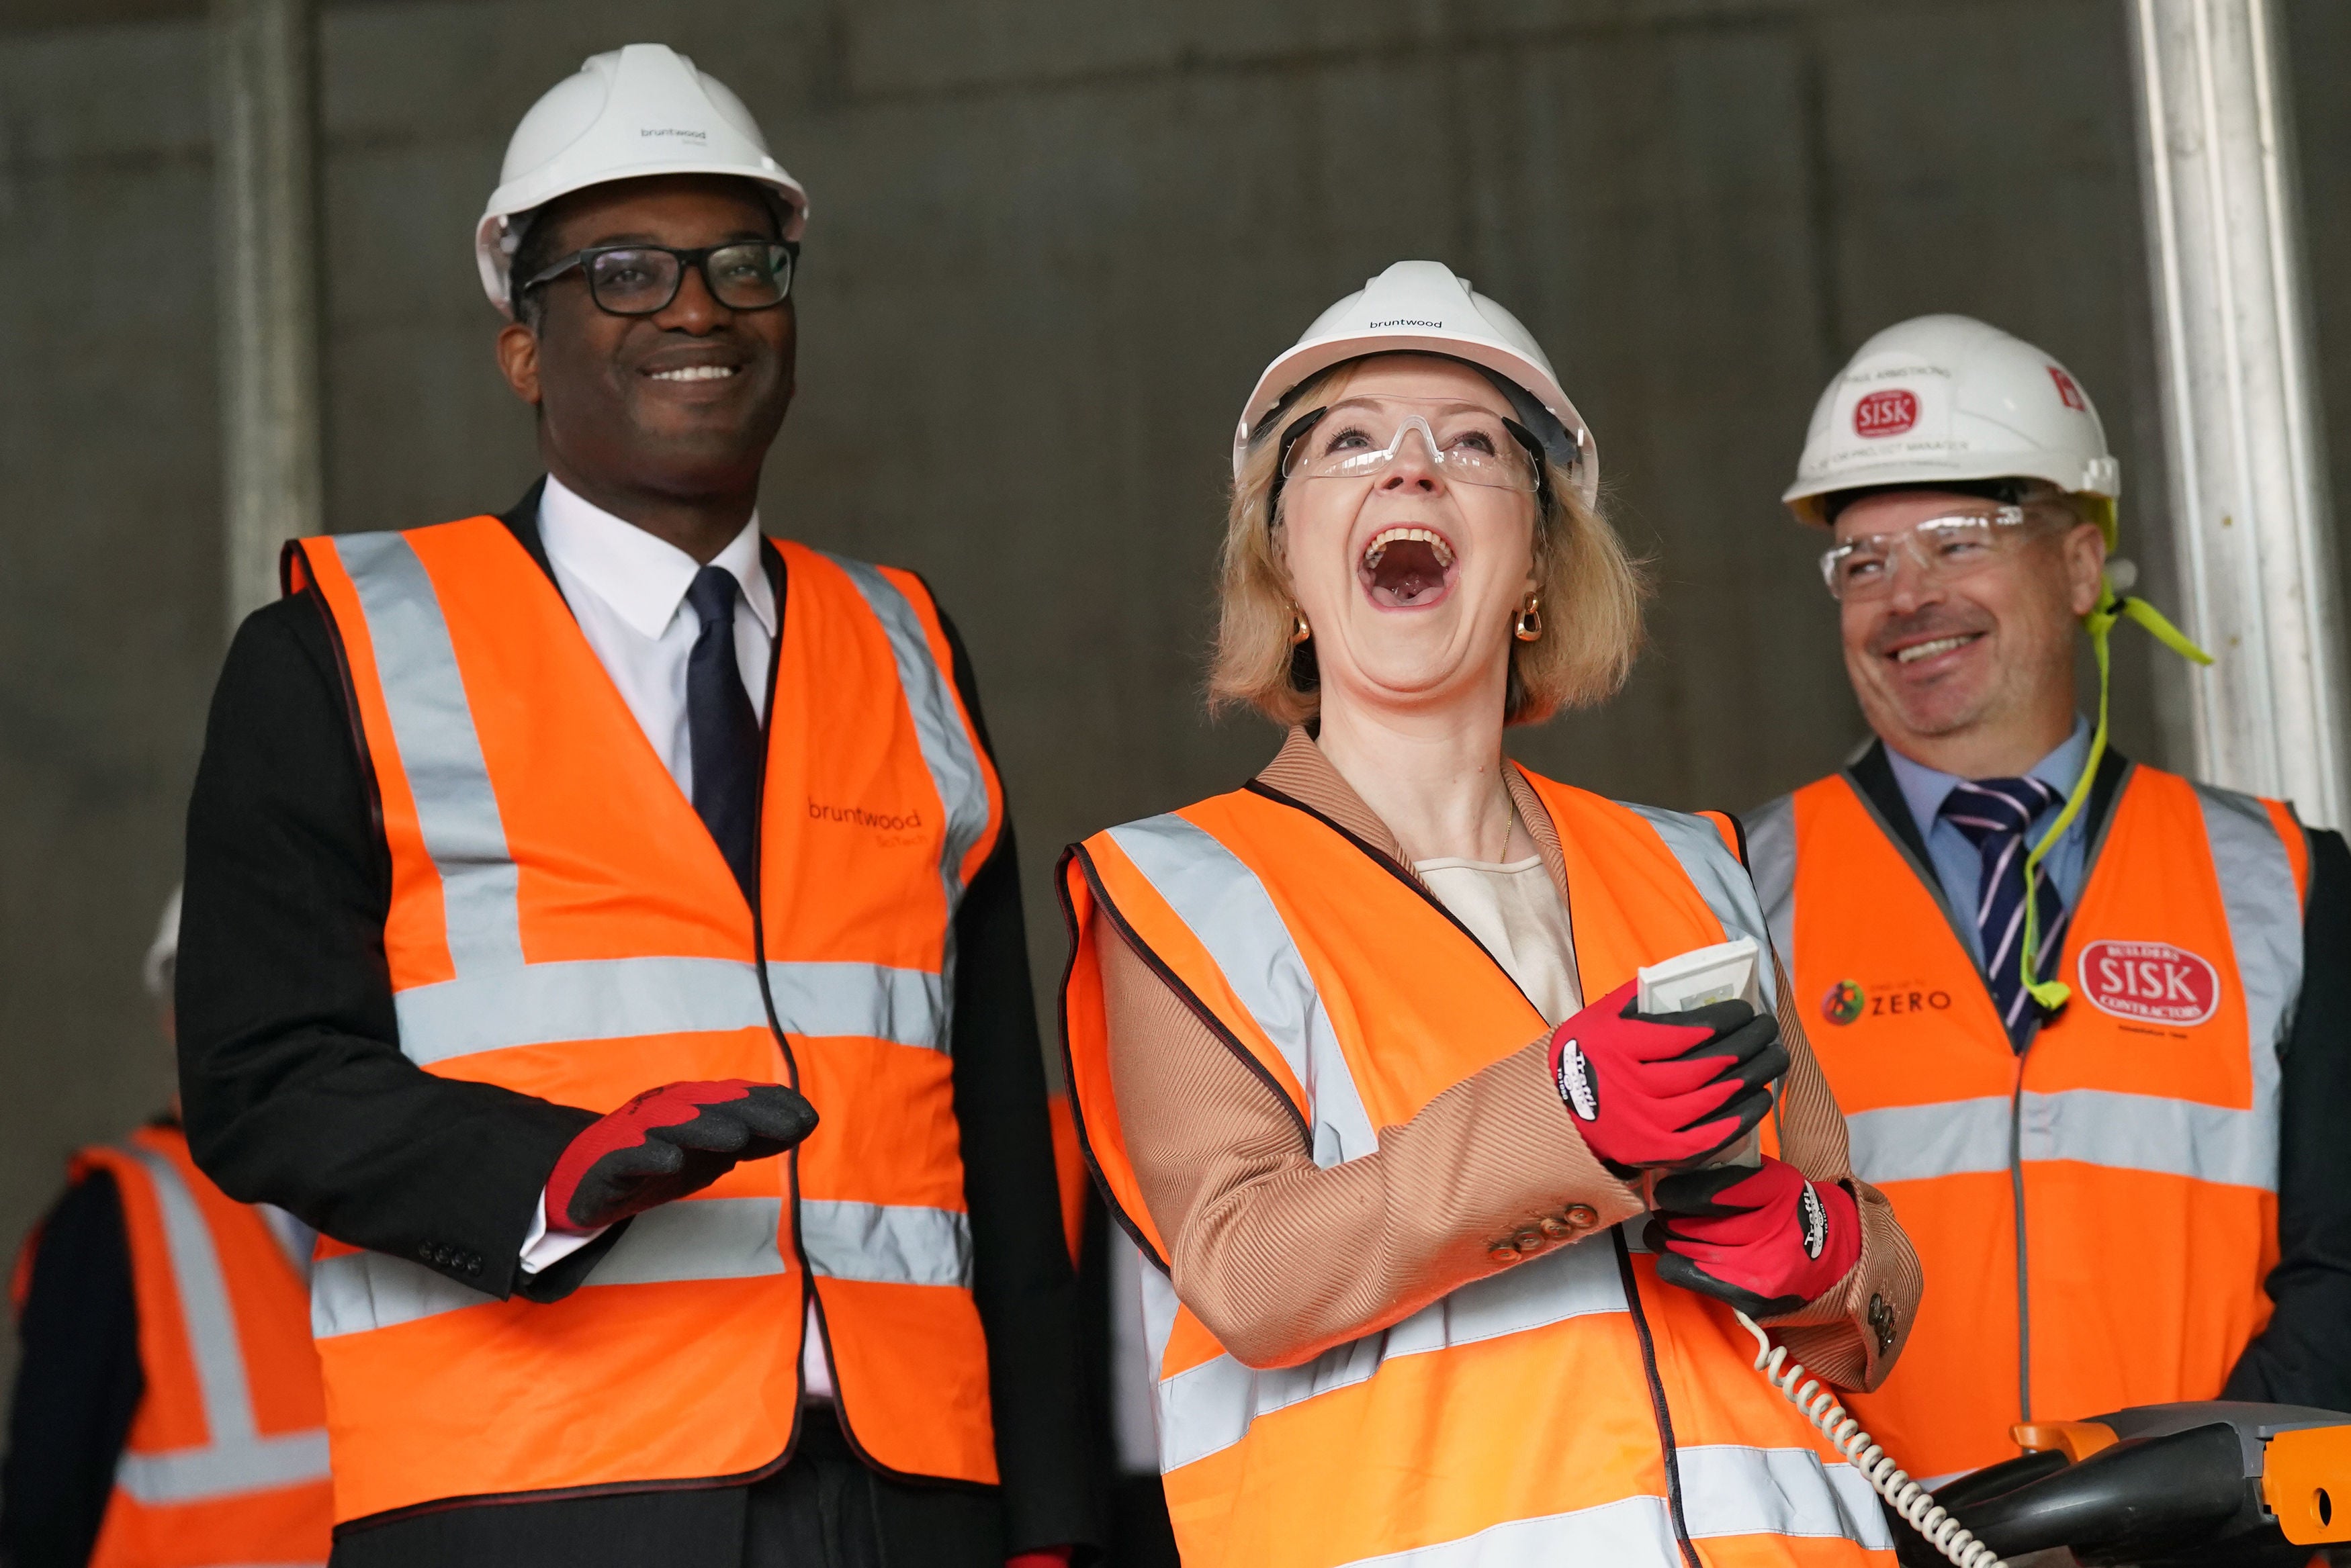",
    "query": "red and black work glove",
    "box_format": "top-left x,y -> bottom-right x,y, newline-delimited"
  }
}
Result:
1546,979 -> 1786,1179
1645,1156 -> 1861,1318
545,1079 -> 818,1234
